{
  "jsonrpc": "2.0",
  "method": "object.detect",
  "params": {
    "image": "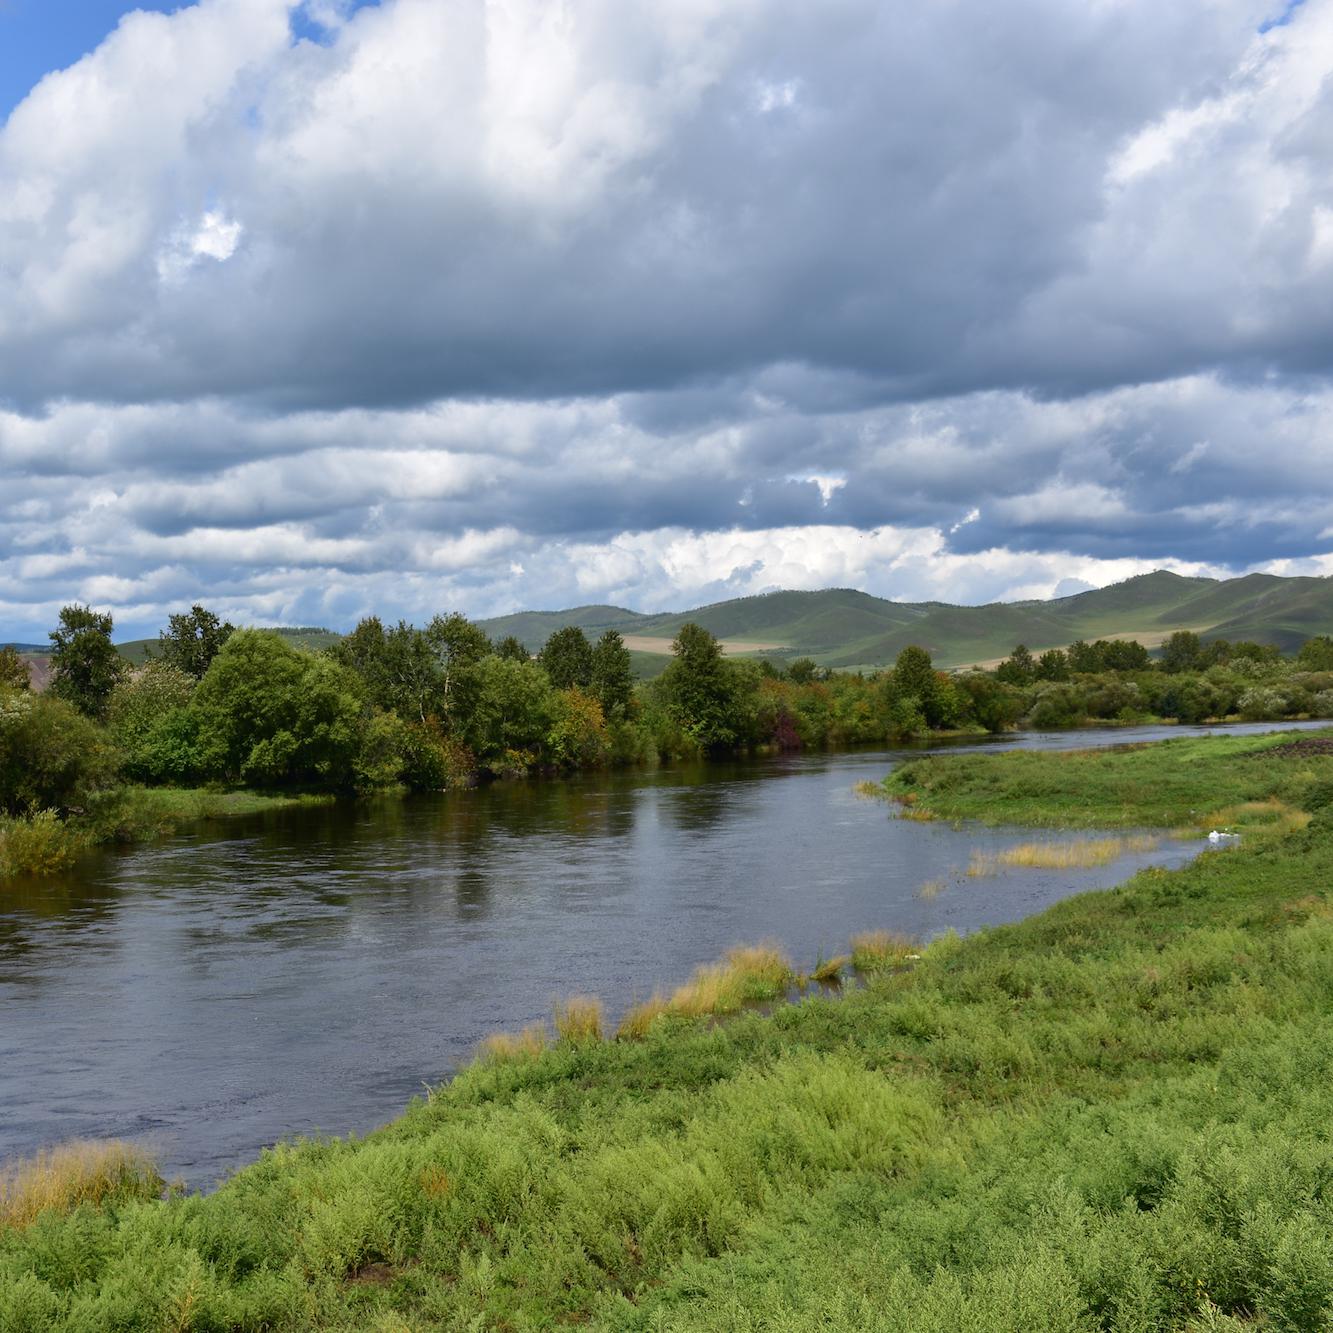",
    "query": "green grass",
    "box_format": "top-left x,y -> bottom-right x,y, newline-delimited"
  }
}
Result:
6,739 -> 1333,1327
887,727 -> 1333,830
